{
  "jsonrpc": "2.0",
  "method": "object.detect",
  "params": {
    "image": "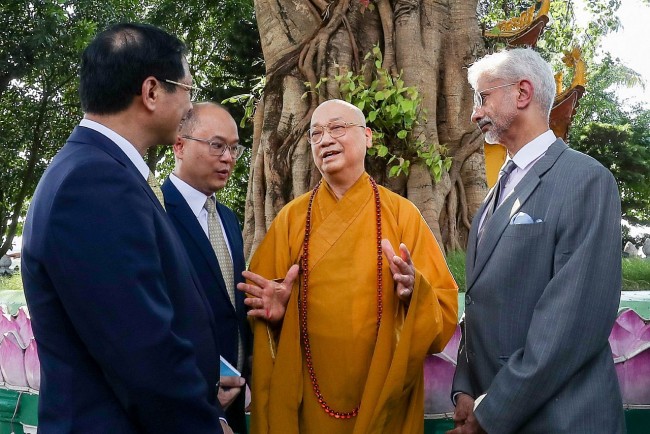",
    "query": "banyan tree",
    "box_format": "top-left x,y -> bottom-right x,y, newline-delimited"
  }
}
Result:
243,0 -> 574,256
